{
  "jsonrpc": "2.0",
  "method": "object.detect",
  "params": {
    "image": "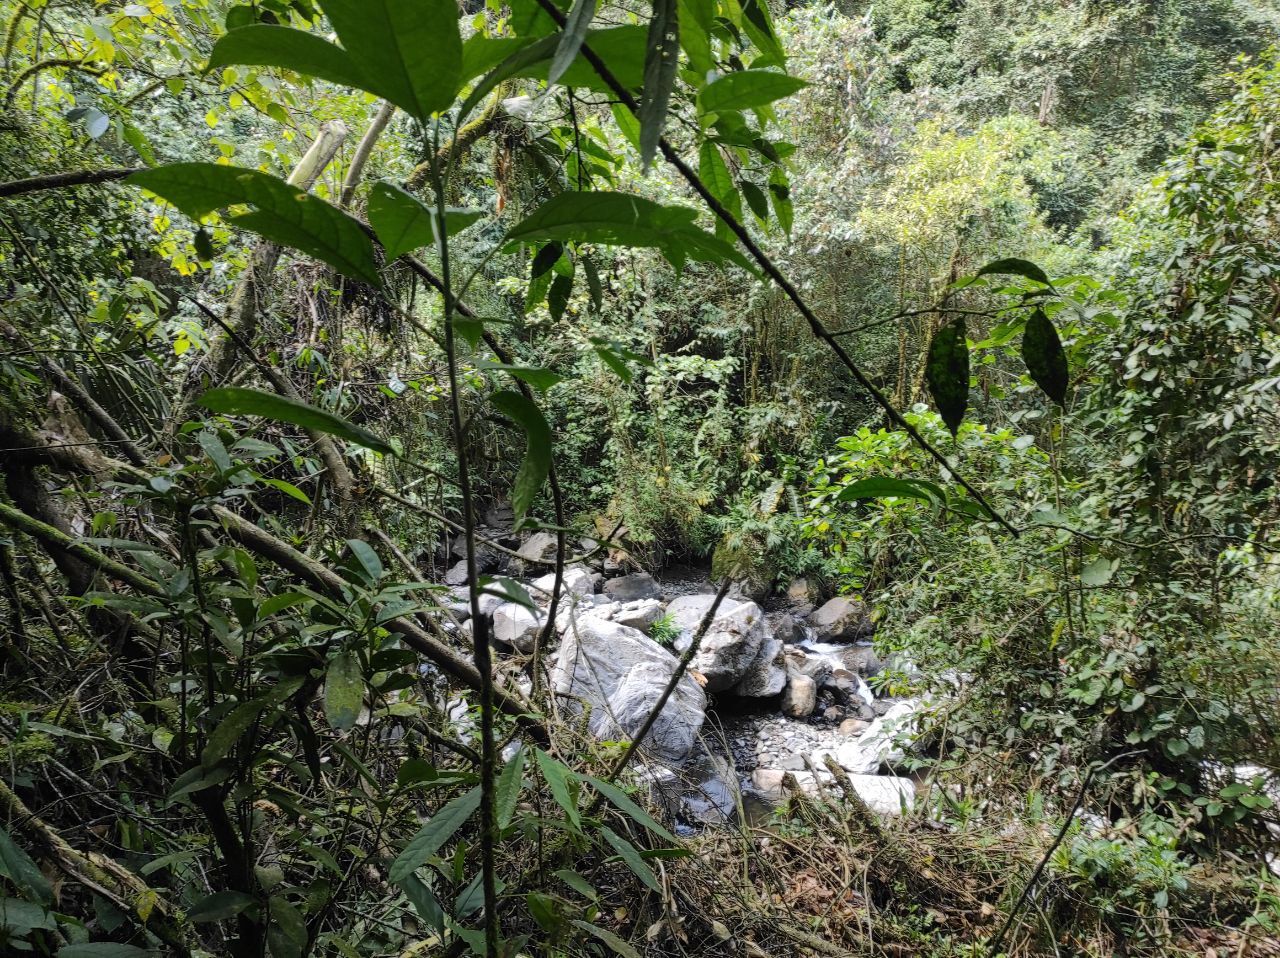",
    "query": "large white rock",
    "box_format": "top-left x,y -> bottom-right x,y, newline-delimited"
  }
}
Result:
844,774 -> 915,815
530,565 -> 598,600
781,674 -> 817,717
750,768 -> 914,815
808,595 -> 871,641
515,532 -> 559,565
552,617 -> 707,761
667,595 -> 768,691
613,598 -> 664,633
733,637 -> 786,697
555,594 -> 617,632
813,700 -> 921,774
602,572 -> 661,602
491,602 -> 545,653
